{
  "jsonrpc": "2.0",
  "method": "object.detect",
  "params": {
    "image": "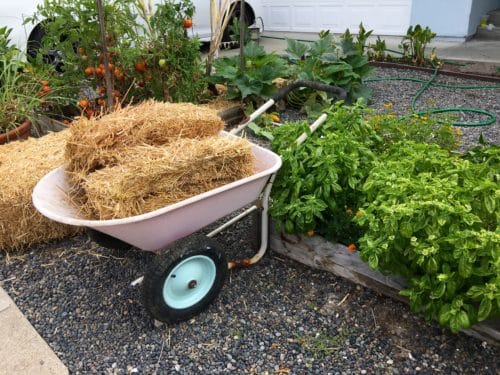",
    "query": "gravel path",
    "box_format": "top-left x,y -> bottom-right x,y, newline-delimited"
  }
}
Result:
1,67 -> 499,374
367,67 -> 500,151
